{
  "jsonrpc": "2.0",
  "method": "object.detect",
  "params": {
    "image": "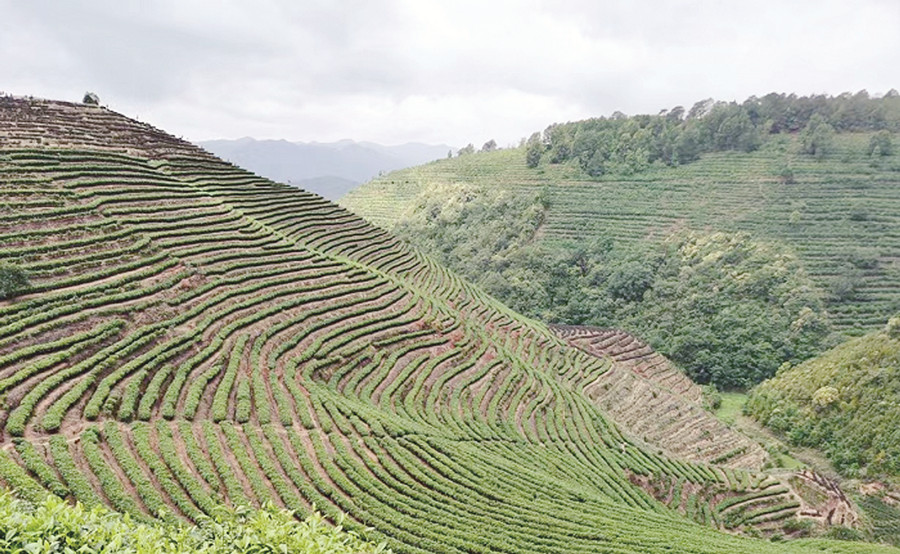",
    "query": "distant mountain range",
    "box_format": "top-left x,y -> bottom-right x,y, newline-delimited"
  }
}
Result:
198,137 -> 453,200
